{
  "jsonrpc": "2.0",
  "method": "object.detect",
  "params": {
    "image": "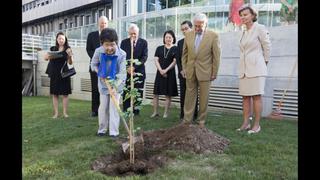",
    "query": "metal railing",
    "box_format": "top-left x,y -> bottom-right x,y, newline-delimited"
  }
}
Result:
22,33 -> 87,61
22,34 -> 42,61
